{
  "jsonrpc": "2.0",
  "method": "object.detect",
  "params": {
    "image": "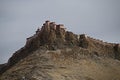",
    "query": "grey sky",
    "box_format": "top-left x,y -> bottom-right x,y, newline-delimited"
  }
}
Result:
0,0 -> 120,64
